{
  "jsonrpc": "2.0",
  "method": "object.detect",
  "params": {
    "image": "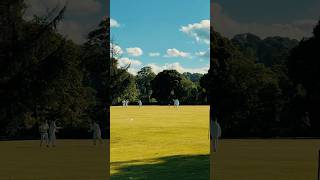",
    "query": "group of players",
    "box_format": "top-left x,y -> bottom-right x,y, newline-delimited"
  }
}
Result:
122,99 -> 180,108
39,120 -> 103,147
120,98 -> 221,152
39,120 -> 58,147
38,99 -> 222,152
122,99 -> 143,107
